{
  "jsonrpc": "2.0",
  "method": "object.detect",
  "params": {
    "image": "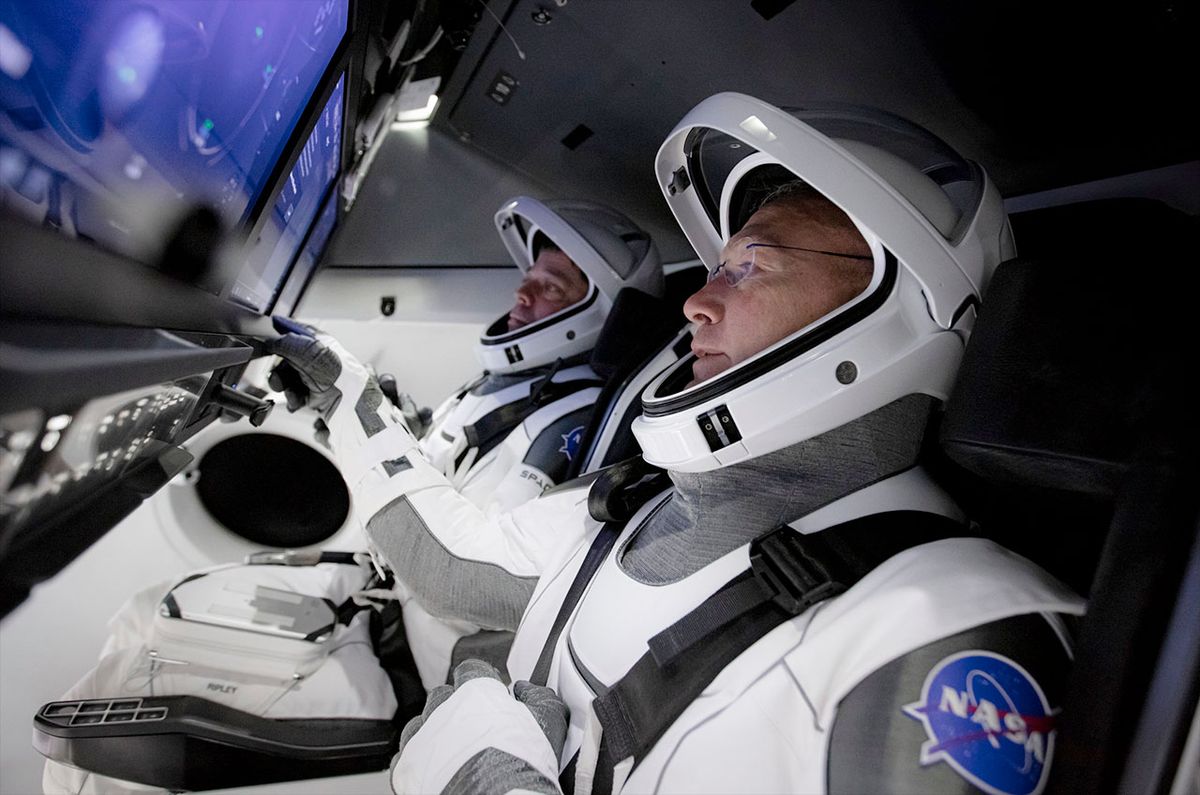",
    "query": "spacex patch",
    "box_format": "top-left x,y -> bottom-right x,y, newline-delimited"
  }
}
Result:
902,650 -> 1055,795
